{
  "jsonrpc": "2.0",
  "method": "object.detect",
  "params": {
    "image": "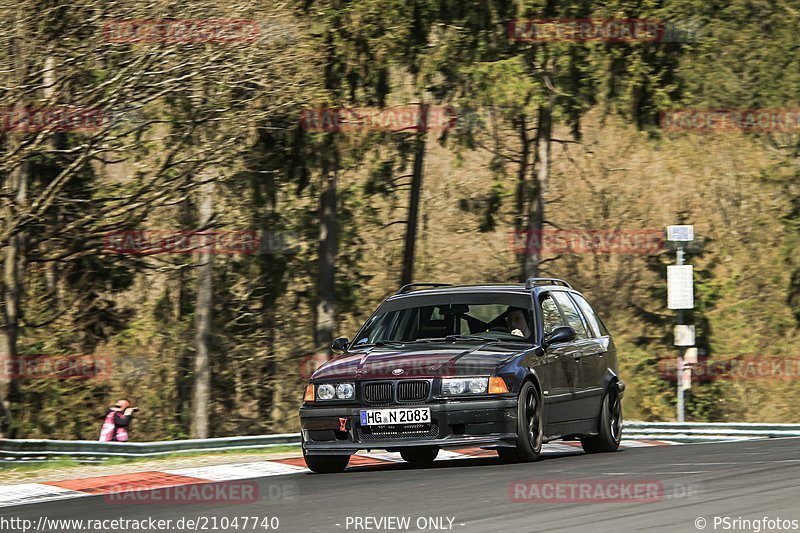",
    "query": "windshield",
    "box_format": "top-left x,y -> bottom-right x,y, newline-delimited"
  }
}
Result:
352,293 -> 534,346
